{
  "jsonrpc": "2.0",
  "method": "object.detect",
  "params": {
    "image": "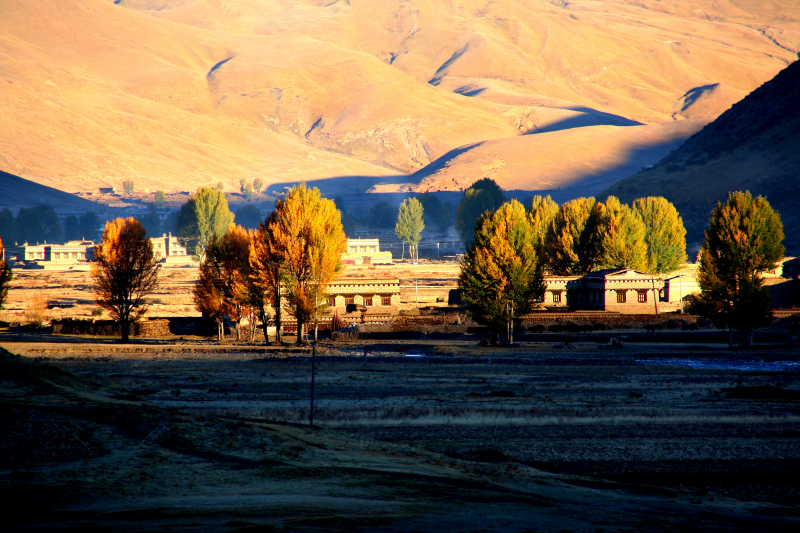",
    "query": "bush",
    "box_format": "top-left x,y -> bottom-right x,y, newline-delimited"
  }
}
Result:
24,294 -> 49,327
